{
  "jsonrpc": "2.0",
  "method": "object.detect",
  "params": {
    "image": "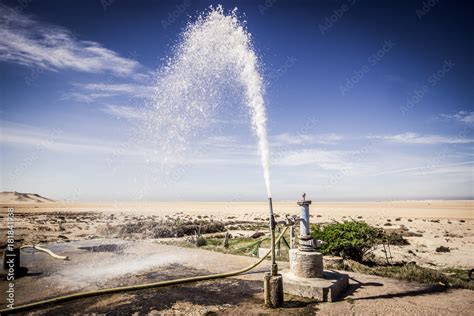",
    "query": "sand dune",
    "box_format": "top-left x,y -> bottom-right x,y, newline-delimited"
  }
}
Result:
0,191 -> 55,204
